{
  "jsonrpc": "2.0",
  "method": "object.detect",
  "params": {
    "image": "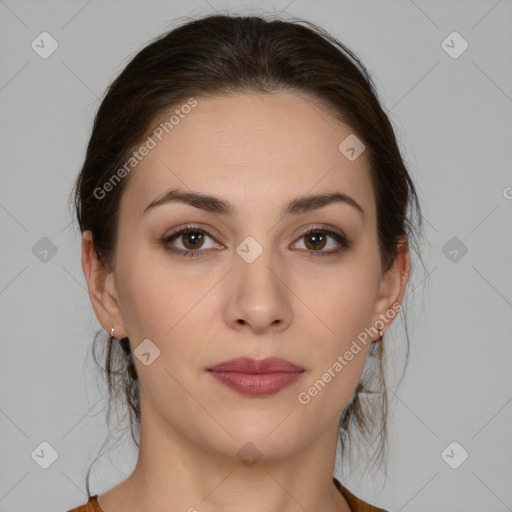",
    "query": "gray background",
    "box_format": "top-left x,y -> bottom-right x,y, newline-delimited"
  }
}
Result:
1,1 -> 511,511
